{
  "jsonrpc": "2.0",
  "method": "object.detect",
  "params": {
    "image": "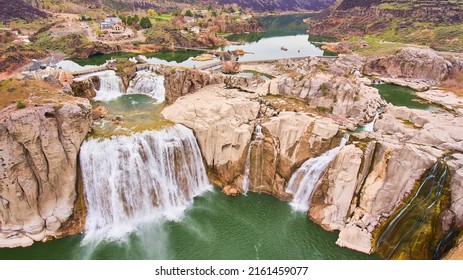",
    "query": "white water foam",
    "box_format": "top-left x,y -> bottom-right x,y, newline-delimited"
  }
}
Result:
127,70 -> 166,103
79,124 -> 212,243
363,112 -> 379,132
286,135 -> 349,212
